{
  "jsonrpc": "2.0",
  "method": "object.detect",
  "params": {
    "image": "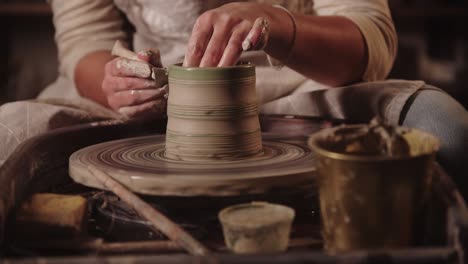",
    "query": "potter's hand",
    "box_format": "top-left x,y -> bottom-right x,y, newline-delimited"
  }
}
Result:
102,49 -> 168,119
183,2 -> 274,67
